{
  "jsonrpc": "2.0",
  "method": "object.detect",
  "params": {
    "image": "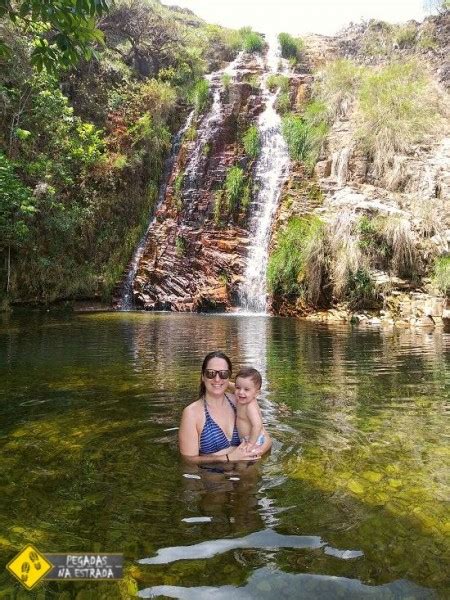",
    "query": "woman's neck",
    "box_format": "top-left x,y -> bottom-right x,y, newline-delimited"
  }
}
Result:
204,392 -> 226,406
